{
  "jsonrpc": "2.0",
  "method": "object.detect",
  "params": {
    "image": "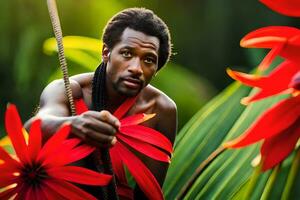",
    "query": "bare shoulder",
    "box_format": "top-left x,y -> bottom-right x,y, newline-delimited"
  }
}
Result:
144,85 -> 177,143
38,73 -> 93,117
144,84 -> 177,114
41,73 -> 93,105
